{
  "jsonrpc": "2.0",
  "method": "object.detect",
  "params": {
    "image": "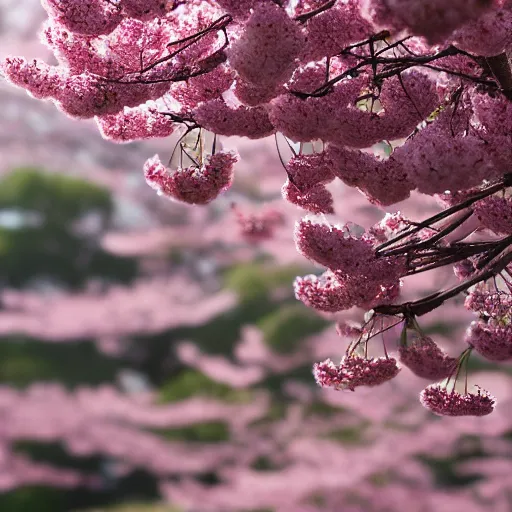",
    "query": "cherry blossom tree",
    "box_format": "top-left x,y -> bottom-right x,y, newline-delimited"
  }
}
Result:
2,1 -> 512,511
